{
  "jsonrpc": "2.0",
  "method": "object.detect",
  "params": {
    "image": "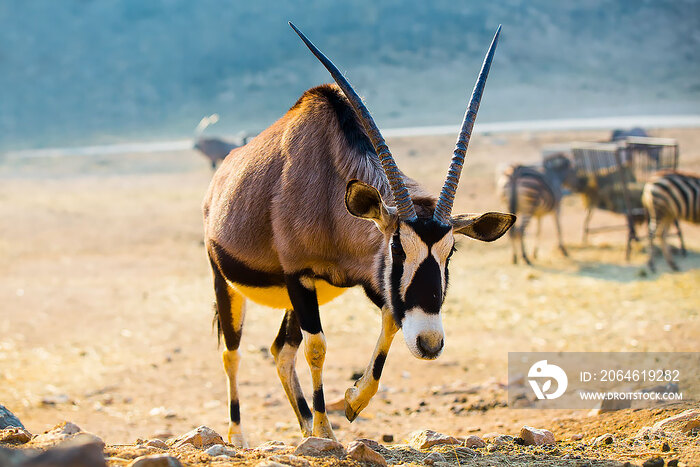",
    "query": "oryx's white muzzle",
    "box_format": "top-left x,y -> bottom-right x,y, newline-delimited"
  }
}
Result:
401,308 -> 444,360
